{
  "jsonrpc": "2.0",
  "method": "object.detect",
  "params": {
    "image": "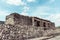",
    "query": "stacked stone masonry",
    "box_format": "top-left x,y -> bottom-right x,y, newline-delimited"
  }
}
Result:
0,13 -> 55,40
5,13 -> 55,30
